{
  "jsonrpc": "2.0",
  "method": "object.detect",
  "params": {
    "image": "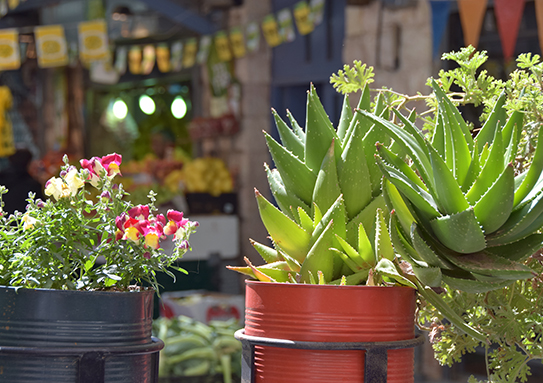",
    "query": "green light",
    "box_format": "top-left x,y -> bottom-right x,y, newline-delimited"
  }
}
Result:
171,96 -> 187,119
112,99 -> 128,119
139,95 -> 156,115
